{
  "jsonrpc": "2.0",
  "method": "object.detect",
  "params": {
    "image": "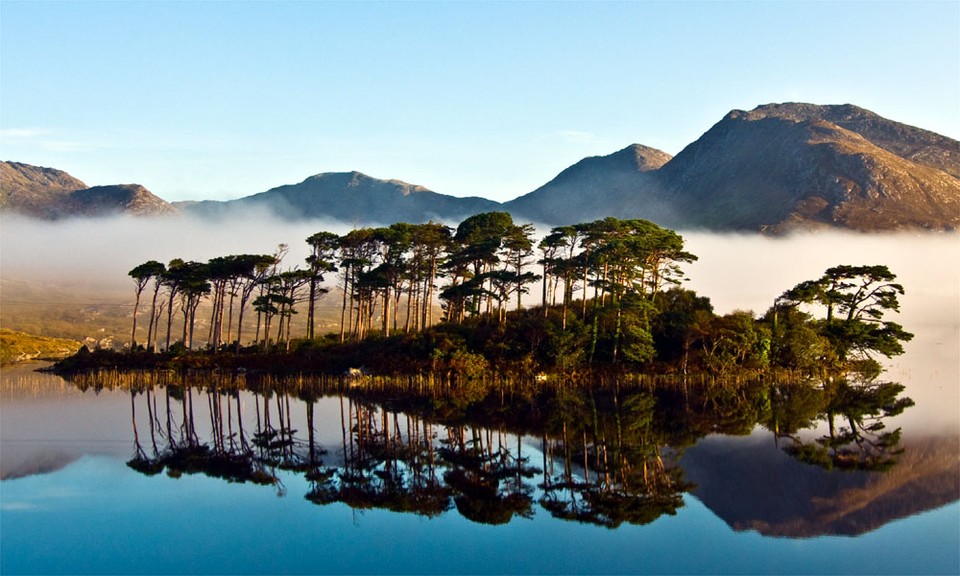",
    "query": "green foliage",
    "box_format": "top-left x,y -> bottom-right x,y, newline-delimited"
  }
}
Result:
777,264 -> 913,368
767,306 -> 836,374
